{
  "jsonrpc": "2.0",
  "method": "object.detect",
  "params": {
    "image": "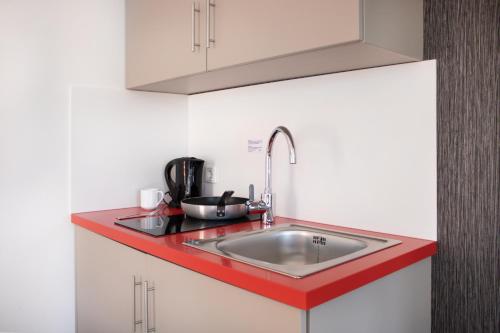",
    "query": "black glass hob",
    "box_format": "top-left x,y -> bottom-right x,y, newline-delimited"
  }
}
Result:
115,214 -> 261,237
